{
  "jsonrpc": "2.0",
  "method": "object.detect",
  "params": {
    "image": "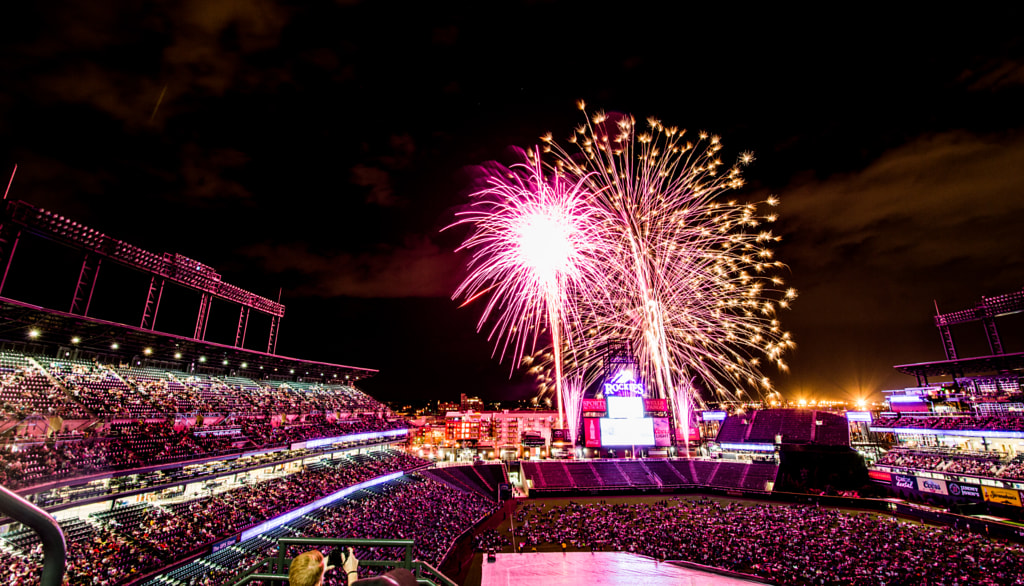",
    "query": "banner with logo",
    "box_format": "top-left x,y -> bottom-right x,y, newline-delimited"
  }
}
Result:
644,399 -> 668,412
583,418 -> 602,447
983,486 -> 1022,507
893,474 -> 916,490
653,418 -> 671,447
675,424 -> 700,442
582,399 -> 606,413
946,482 -> 981,500
916,477 -> 948,495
